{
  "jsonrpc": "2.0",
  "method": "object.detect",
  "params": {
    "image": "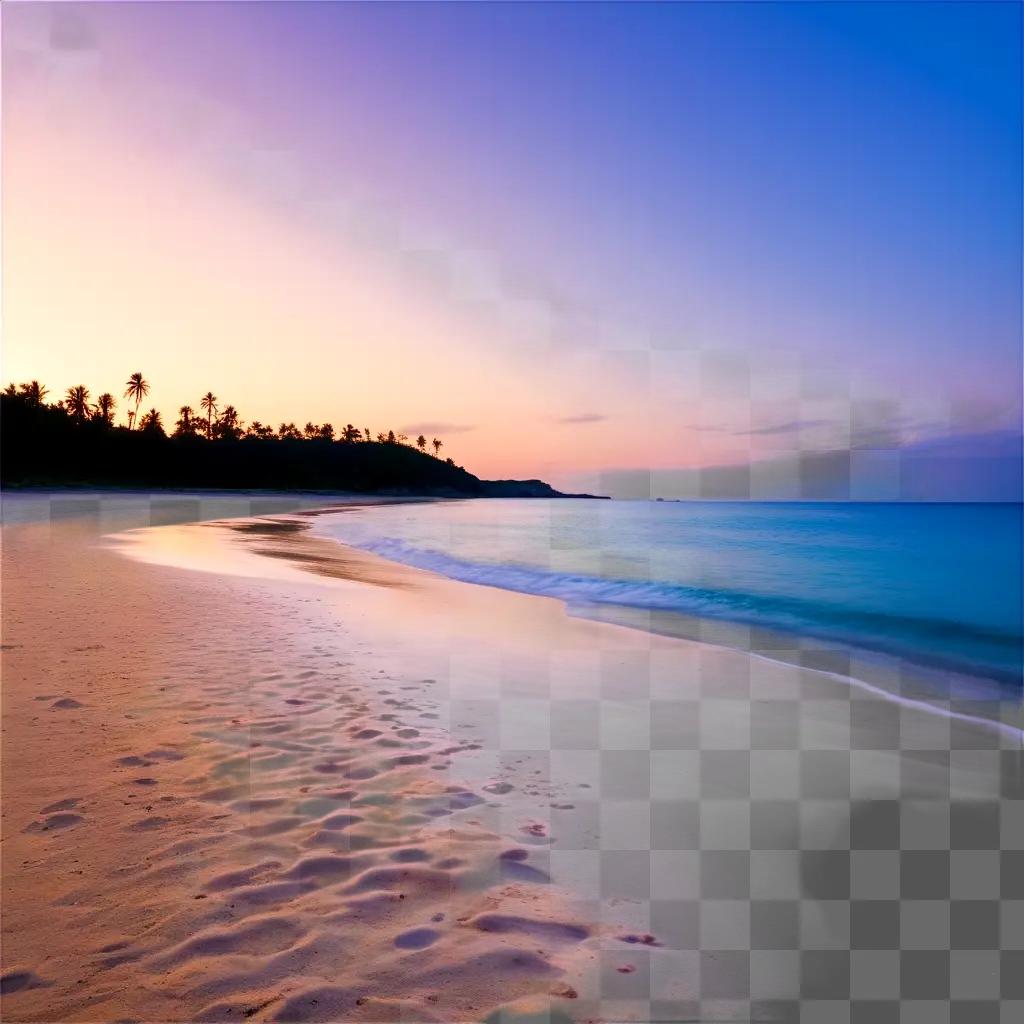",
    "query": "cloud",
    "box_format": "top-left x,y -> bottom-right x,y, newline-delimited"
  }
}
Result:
691,418 -> 834,436
397,421 -> 476,436
557,413 -> 607,424
742,418 -> 832,436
